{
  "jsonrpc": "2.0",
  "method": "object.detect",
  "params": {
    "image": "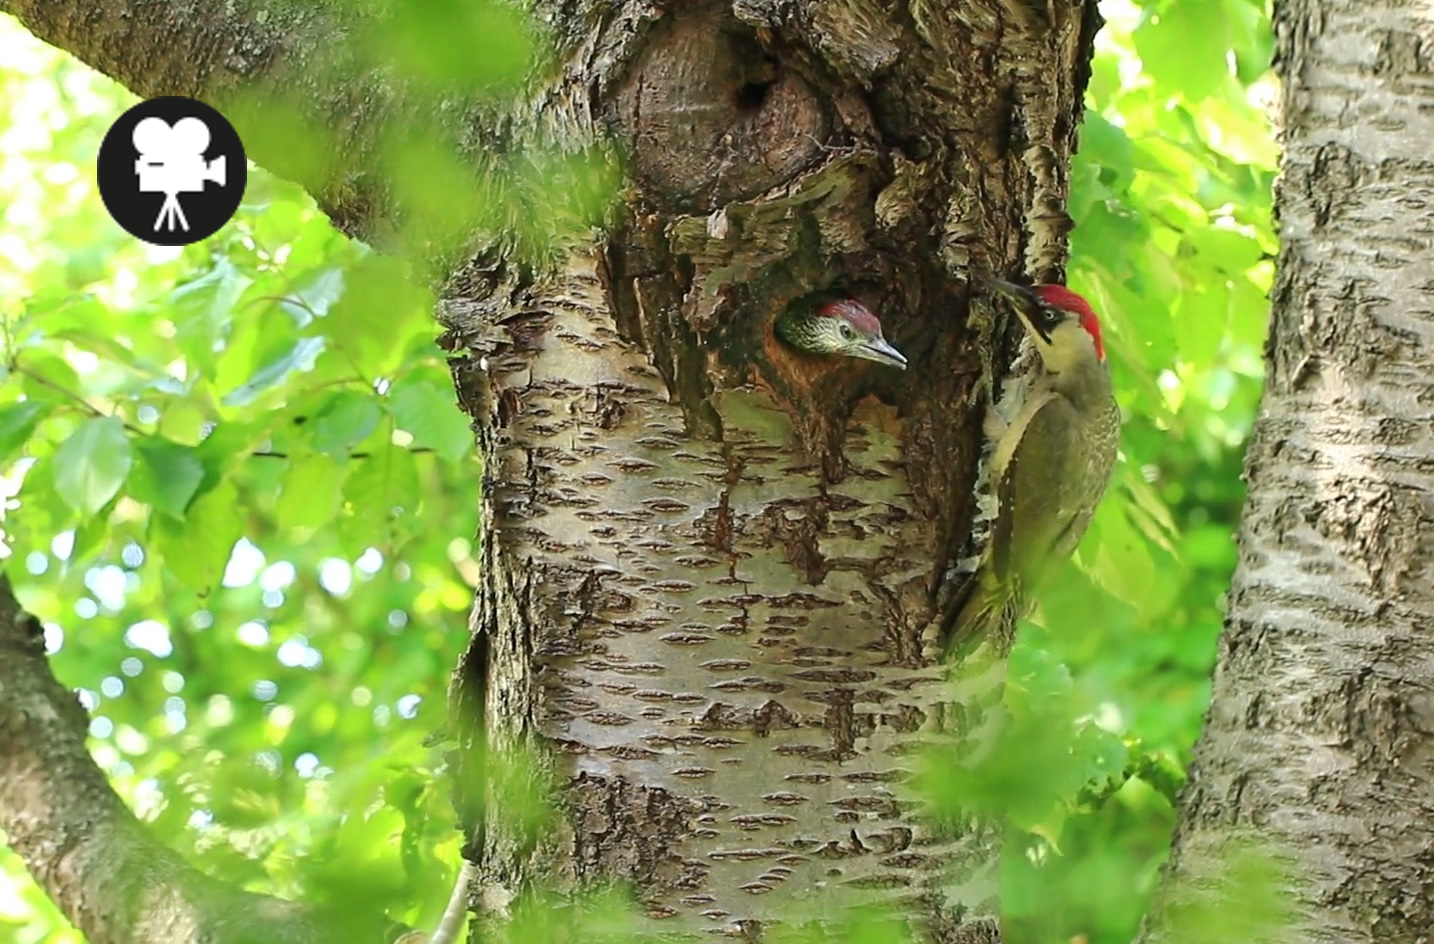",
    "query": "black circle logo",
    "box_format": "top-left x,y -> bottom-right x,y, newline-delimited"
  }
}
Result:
97,96 -> 247,246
